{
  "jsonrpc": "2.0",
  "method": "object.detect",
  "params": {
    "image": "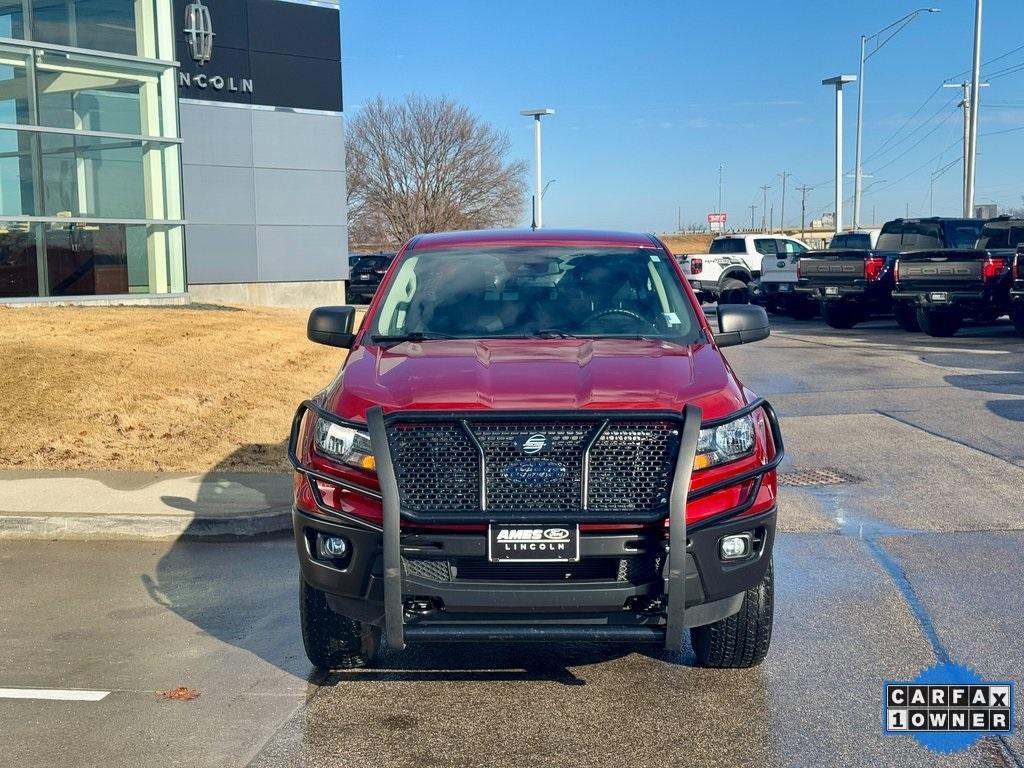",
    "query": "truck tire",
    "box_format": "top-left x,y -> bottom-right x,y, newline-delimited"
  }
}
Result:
821,301 -> 861,329
893,302 -> 920,332
691,558 -> 773,668
916,307 -> 962,337
1012,306 -> 1024,337
787,297 -> 818,320
300,577 -> 380,669
718,278 -> 749,305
